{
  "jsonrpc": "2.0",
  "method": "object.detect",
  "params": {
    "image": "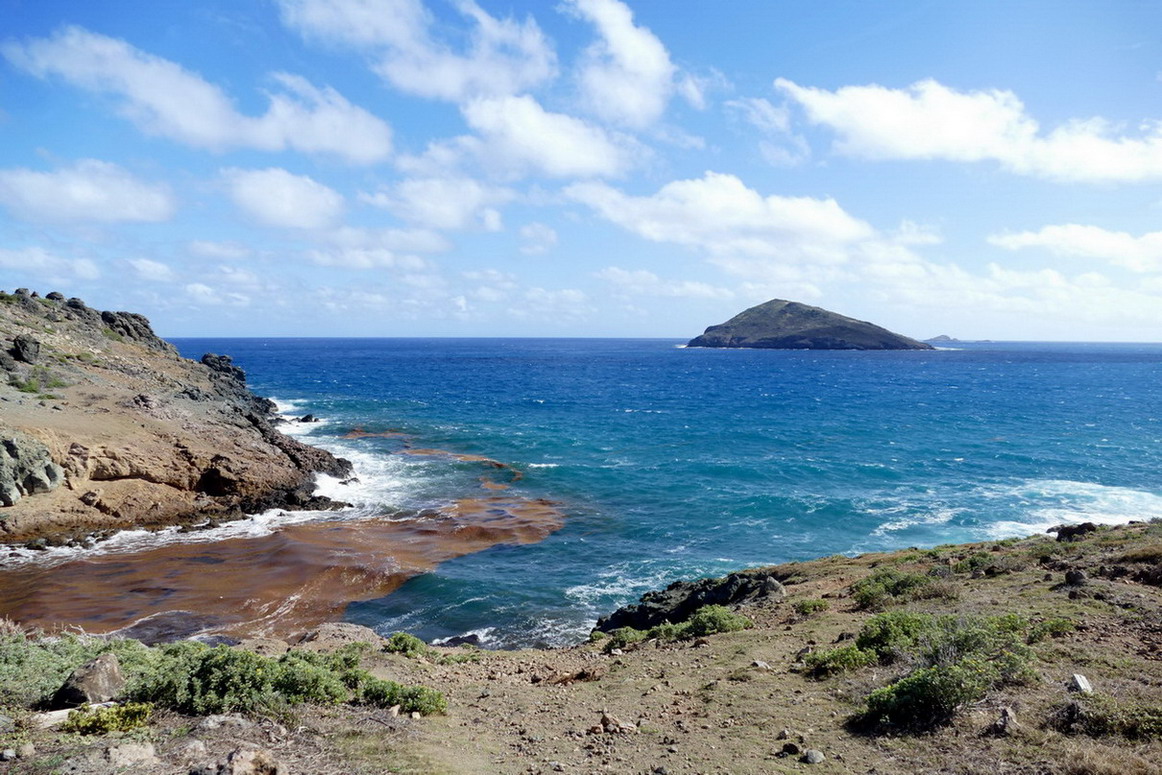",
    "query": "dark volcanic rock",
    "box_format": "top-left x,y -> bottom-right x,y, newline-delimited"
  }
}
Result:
594,570 -> 786,633
11,335 -> 40,364
688,299 -> 932,351
100,310 -> 178,355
